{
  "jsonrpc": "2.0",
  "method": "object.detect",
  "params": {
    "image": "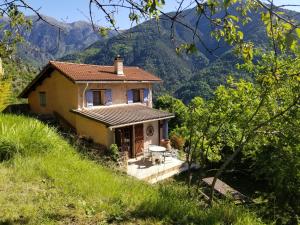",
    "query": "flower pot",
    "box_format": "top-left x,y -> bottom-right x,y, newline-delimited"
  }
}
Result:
160,139 -> 172,151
